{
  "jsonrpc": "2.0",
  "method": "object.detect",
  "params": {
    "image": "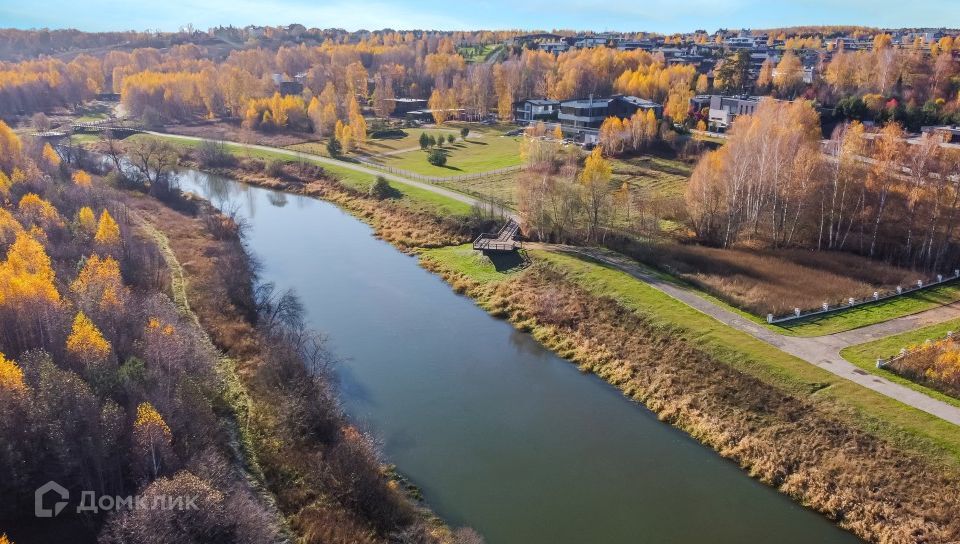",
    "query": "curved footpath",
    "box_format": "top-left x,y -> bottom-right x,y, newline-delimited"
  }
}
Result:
540,245 -> 960,426
146,131 -> 518,220
147,131 -> 960,425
